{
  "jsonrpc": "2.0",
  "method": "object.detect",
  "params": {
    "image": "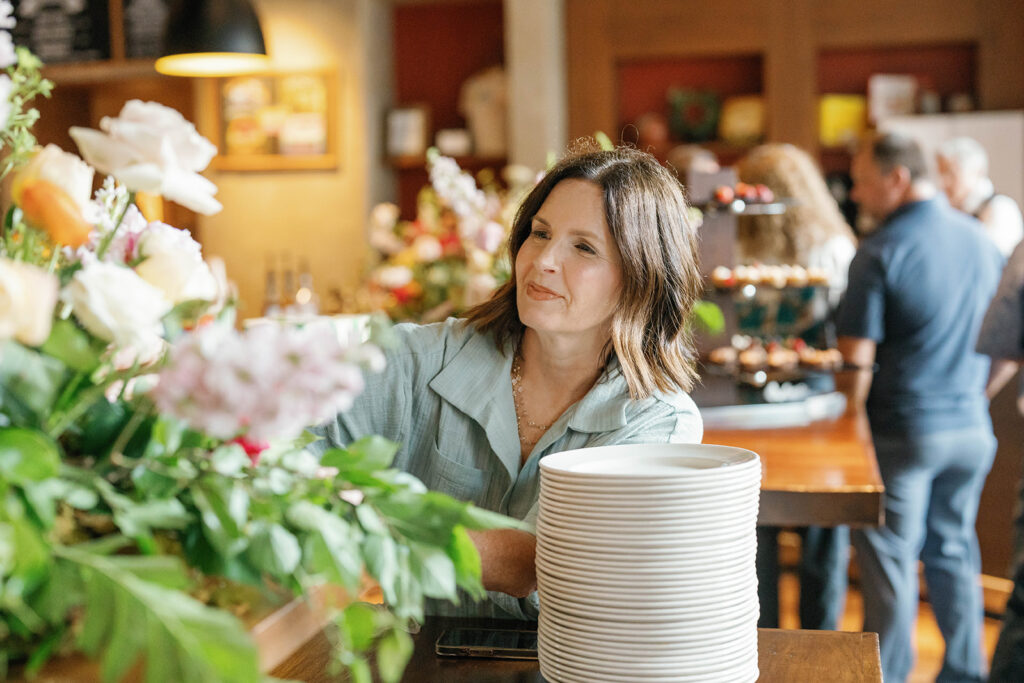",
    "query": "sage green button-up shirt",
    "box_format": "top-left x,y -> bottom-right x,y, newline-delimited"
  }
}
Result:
310,318 -> 703,618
